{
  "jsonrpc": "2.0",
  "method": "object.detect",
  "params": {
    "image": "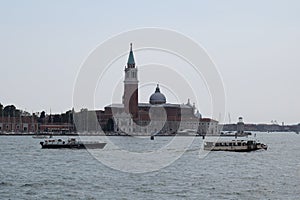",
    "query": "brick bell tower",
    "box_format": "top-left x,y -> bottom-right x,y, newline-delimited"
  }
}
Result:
123,43 -> 139,119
